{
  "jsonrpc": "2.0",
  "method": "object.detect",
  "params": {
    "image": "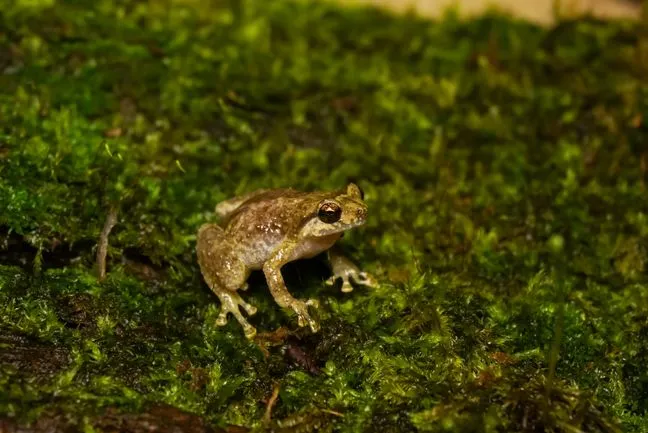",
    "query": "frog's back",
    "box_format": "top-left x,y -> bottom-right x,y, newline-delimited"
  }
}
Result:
217,188 -> 327,268
220,188 -> 334,226
218,189 -> 298,223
